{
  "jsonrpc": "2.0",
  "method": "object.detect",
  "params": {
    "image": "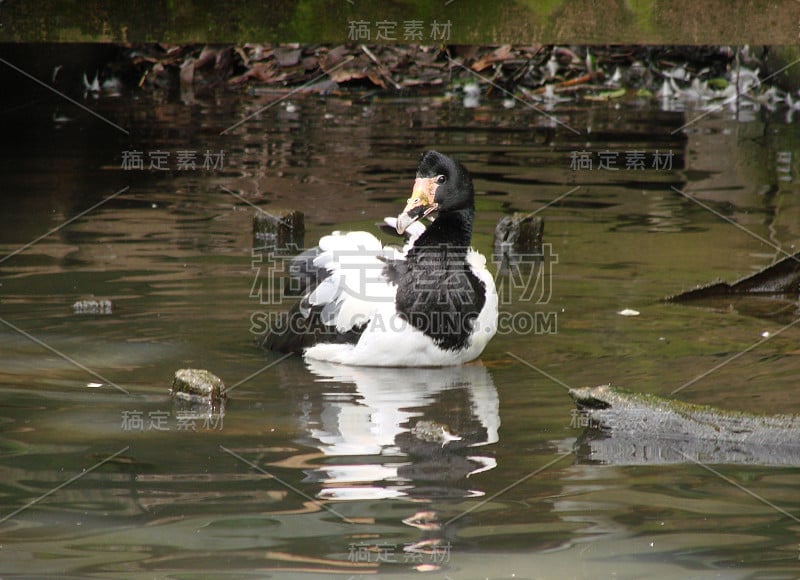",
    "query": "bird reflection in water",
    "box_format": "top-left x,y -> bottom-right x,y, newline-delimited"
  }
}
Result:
298,360 -> 500,503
